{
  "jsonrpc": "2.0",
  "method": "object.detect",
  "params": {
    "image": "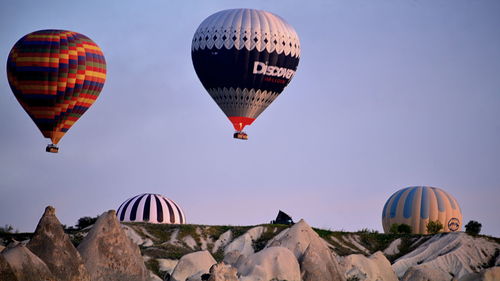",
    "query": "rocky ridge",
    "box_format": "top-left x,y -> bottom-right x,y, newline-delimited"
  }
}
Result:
1,207 -> 499,281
